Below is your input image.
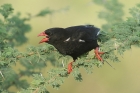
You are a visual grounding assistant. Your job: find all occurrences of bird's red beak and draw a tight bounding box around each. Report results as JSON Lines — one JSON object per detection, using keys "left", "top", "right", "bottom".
{"left": 38, "top": 32, "right": 47, "bottom": 37}
{"left": 39, "top": 37, "right": 49, "bottom": 44}
{"left": 38, "top": 32, "right": 49, "bottom": 44}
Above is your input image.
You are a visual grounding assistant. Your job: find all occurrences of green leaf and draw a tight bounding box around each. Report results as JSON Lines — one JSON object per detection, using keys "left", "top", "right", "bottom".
{"left": 0, "top": 4, "right": 14, "bottom": 19}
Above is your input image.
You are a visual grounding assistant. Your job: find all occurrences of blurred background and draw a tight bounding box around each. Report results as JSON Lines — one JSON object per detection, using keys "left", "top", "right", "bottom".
{"left": 0, "top": 0, "right": 140, "bottom": 93}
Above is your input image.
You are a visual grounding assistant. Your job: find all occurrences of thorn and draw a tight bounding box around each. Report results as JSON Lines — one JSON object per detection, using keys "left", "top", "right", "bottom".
{"left": 62, "top": 60, "right": 65, "bottom": 67}
{"left": 114, "top": 42, "right": 119, "bottom": 50}
{"left": 40, "top": 73, "right": 43, "bottom": 77}
{"left": 29, "top": 60, "right": 33, "bottom": 65}
{"left": 0, "top": 71, "right": 5, "bottom": 79}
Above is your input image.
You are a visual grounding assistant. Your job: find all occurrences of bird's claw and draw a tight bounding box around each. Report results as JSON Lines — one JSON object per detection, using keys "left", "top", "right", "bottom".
{"left": 95, "top": 52, "right": 103, "bottom": 61}
{"left": 68, "top": 62, "right": 73, "bottom": 74}
{"left": 94, "top": 47, "right": 104, "bottom": 62}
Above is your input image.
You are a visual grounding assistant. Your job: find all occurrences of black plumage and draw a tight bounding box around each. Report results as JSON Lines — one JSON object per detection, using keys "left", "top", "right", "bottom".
{"left": 38, "top": 25, "right": 103, "bottom": 73}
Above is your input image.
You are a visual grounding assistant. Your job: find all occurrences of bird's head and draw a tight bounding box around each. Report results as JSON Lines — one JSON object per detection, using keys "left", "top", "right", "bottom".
{"left": 38, "top": 28, "right": 66, "bottom": 44}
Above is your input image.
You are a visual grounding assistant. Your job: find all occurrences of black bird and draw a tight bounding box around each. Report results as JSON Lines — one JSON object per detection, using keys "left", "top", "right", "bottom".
{"left": 38, "top": 25, "right": 104, "bottom": 74}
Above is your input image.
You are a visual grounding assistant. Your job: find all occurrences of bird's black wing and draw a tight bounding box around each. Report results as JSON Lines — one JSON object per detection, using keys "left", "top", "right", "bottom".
{"left": 60, "top": 25, "right": 100, "bottom": 60}
{"left": 65, "top": 25, "right": 100, "bottom": 42}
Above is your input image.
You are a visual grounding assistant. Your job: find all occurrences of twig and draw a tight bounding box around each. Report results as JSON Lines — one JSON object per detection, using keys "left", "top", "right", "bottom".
{"left": 33, "top": 88, "right": 39, "bottom": 93}
{"left": 104, "top": 60, "right": 115, "bottom": 70}
{"left": 62, "top": 60, "right": 65, "bottom": 67}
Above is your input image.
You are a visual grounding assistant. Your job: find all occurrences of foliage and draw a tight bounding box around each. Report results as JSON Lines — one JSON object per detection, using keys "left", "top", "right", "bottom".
{"left": 0, "top": 4, "right": 30, "bottom": 48}
{"left": 93, "top": 0, "right": 124, "bottom": 31}
{"left": 0, "top": 4, "right": 58, "bottom": 93}
{"left": 0, "top": 2, "right": 140, "bottom": 93}
{"left": 93, "top": 0, "right": 124, "bottom": 43}
{"left": 0, "top": 4, "right": 54, "bottom": 48}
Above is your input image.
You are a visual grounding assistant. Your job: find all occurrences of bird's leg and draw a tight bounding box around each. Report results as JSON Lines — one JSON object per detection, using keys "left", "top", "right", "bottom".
{"left": 67, "top": 61, "right": 74, "bottom": 74}
{"left": 94, "top": 47, "right": 104, "bottom": 61}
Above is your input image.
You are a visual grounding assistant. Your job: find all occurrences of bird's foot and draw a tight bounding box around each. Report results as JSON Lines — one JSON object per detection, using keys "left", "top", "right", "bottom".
{"left": 68, "top": 62, "right": 73, "bottom": 74}
{"left": 94, "top": 47, "right": 104, "bottom": 62}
